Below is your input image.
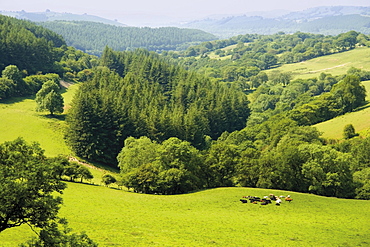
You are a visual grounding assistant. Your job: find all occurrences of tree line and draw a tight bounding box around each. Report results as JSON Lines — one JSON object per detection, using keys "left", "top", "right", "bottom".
{"left": 64, "top": 46, "right": 369, "bottom": 199}
{"left": 116, "top": 114, "right": 370, "bottom": 199}
{"left": 40, "top": 21, "right": 217, "bottom": 56}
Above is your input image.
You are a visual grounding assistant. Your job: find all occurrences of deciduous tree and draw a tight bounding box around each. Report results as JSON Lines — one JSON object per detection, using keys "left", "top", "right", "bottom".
{"left": 35, "top": 80, "right": 64, "bottom": 115}
{"left": 0, "top": 138, "right": 66, "bottom": 232}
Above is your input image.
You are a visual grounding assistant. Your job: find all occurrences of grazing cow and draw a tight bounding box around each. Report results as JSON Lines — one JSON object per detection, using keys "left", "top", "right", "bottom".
{"left": 275, "top": 198, "right": 282, "bottom": 206}
{"left": 248, "top": 196, "right": 261, "bottom": 203}
{"left": 240, "top": 199, "right": 248, "bottom": 203}
{"left": 285, "top": 197, "right": 293, "bottom": 202}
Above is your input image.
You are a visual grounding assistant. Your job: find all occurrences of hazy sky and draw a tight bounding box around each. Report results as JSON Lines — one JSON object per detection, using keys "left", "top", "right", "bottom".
{"left": 2, "top": 0, "right": 370, "bottom": 25}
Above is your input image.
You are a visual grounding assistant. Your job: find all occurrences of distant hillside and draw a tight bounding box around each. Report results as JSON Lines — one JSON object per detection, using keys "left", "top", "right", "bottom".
{"left": 0, "top": 10, "right": 126, "bottom": 26}
{"left": 182, "top": 6, "right": 370, "bottom": 37}
{"left": 0, "top": 14, "right": 65, "bottom": 73}
{"left": 282, "top": 6, "right": 370, "bottom": 20}
{"left": 39, "top": 21, "right": 218, "bottom": 55}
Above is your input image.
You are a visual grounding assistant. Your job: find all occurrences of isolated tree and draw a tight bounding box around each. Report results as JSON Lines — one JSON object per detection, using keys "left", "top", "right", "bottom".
{"left": 343, "top": 124, "right": 357, "bottom": 139}
{"left": 0, "top": 138, "right": 66, "bottom": 232}
{"left": 35, "top": 80, "right": 64, "bottom": 115}
{"left": 78, "top": 165, "right": 94, "bottom": 183}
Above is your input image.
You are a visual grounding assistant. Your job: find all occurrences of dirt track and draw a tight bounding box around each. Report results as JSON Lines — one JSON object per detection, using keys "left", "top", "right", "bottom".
{"left": 59, "top": 80, "right": 73, "bottom": 88}
{"left": 307, "top": 62, "right": 351, "bottom": 74}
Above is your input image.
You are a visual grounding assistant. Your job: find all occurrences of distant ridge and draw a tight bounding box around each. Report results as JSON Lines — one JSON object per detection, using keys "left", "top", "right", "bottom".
{"left": 0, "top": 10, "right": 127, "bottom": 26}
{"left": 181, "top": 6, "right": 370, "bottom": 37}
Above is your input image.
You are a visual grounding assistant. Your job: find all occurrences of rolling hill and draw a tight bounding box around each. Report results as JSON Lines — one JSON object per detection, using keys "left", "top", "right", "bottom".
{"left": 39, "top": 21, "right": 218, "bottom": 55}
{"left": 182, "top": 6, "right": 370, "bottom": 37}
{"left": 265, "top": 47, "right": 370, "bottom": 139}
{"left": 1, "top": 185, "right": 369, "bottom": 246}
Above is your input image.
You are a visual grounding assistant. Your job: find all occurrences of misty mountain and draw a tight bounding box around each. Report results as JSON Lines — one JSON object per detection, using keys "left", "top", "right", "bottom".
{"left": 181, "top": 6, "right": 370, "bottom": 37}
{"left": 0, "top": 10, "right": 127, "bottom": 26}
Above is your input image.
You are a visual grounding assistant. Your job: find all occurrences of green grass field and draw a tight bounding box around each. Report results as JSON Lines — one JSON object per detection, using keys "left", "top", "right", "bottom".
{"left": 1, "top": 184, "right": 369, "bottom": 246}
{"left": 269, "top": 47, "right": 370, "bottom": 79}
{"left": 0, "top": 83, "right": 79, "bottom": 157}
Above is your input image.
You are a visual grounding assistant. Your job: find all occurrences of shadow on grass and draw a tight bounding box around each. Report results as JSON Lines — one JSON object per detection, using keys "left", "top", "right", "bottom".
{"left": 354, "top": 102, "right": 370, "bottom": 112}
{"left": 0, "top": 95, "right": 35, "bottom": 104}
{"left": 40, "top": 114, "right": 67, "bottom": 121}
{"left": 72, "top": 155, "right": 120, "bottom": 173}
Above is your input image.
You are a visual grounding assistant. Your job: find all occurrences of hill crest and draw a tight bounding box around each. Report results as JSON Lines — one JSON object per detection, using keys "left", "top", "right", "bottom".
{"left": 0, "top": 10, "right": 127, "bottom": 26}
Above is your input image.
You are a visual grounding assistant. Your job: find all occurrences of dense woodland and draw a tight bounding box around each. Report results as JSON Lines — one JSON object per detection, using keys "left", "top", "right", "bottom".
{"left": 0, "top": 15, "right": 65, "bottom": 74}
{"left": 66, "top": 47, "right": 250, "bottom": 164}
{"left": 1, "top": 14, "right": 370, "bottom": 201}
{"left": 40, "top": 21, "right": 217, "bottom": 55}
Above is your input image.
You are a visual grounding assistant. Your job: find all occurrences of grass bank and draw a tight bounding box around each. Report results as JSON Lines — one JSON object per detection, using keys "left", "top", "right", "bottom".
{"left": 1, "top": 184, "right": 369, "bottom": 246}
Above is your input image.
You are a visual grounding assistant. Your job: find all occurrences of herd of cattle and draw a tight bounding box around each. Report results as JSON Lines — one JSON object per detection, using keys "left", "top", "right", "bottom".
{"left": 240, "top": 194, "right": 293, "bottom": 206}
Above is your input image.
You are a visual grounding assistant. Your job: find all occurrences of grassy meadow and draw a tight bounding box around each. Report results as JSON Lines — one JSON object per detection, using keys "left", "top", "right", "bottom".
{"left": 269, "top": 46, "right": 370, "bottom": 79}
{"left": 1, "top": 184, "right": 369, "bottom": 246}
{"left": 0, "top": 83, "right": 79, "bottom": 157}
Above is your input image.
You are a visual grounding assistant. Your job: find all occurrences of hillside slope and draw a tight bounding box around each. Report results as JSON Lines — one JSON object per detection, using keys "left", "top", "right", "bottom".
{"left": 268, "top": 46, "right": 370, "bottom": 79}
{"left": 1, "top": 185, "right": 369, "bottom": 246}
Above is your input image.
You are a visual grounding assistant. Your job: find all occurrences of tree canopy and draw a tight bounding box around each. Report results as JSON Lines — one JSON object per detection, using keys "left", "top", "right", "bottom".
{"left": 0, "top": 138, "right": 66, "bottom": 232}
{"left": 0, "top": 15, "right": 65, "bottom": 74}
{"left": 35, "top": 80, "right": 64, "bottom": 115}
{"left": 40, "top": 21, "right": 217, "bottom": 55}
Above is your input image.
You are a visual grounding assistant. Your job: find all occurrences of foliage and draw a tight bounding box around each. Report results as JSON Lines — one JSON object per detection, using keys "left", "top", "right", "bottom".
{"left": 0, "top": 64, "right": 63, "bottom": 100}
{"left": 60, "top": 160, "right": 94, "bottom": 183}
{"left": 35, "top": 80, "right": 64, "bottom": 115}
{"left": 101, "top": 174, "right": 116, "bottom": 187}
{"left": 166, "top": 31, "right": 370, "bottom": 87}
{"left": 353, "top": 168, "right": 370, "bottom": 199}
{"left": 119, "top": 137, "right": 205, "bottom": 194}
{"left": 0, "top": 138, "right": 66, "bottom": 232}
{"left": 343, "top": 124, "right": 357, "bottom": 139}
{"left": 20, "top": 218, "right": 98, "bottom": 247}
